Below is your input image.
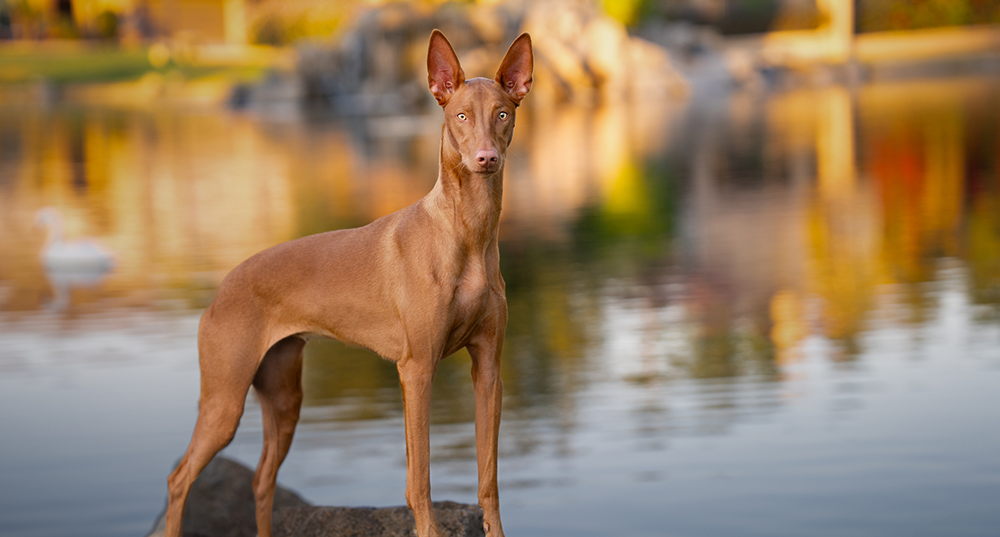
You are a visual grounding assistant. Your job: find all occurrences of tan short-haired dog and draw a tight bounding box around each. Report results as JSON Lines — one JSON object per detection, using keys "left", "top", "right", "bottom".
{"left": 164, "top": 30, "right": 532, "bottom": 537}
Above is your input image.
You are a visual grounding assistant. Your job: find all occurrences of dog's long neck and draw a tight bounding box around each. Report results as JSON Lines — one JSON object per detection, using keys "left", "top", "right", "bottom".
{"left": 427, "top": 125, "right": 504, "bottom": 251}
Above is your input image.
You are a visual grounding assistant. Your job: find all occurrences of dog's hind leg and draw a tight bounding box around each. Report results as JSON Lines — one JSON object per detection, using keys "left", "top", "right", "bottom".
{"left": 251, "top": 336, "right": 306, "bottom": 537}
{"left": 164, "top": 314, "right": 267, "bottom": 537}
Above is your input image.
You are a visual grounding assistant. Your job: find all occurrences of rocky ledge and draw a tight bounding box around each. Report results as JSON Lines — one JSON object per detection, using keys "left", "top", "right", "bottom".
{"left": 146, "top": 456, "right": 484, "bottom": 537}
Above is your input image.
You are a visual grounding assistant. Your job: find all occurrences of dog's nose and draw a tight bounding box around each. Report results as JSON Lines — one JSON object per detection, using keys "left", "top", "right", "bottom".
{"left": 475, "top": 150, "right": 498, "bottom": 169}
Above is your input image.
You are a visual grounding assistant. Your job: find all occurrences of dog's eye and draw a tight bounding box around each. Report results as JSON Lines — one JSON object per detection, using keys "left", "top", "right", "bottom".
{"left": 499, "top": 112, "right": 508, "bottom": 120}
{"left": 457, "top": 113, "right": 467, "bottom": 121}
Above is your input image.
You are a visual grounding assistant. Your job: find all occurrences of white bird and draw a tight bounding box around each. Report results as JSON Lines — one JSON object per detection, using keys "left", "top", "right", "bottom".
{"left": 35, "top": 207, "right": 116, "bottom": 312}
{"left": 35, "top": 207, "right": 116, "bottom": 273}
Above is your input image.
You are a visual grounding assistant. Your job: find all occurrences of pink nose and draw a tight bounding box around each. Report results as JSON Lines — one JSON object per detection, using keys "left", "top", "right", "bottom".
{"left": 475, "top": 149, "right": 498, "bottom": 169}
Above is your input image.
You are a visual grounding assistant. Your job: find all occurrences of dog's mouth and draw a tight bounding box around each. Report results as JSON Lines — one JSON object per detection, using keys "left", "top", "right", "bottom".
{"left": 469, "top": 159, "right": 503, "bottom": 175}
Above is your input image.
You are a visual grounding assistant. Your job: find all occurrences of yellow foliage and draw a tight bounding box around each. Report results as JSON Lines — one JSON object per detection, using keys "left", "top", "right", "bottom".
{"left": 601, "top": 0, "right": 642, "bottom": 24}
{"left": 599, "top": 0, "right": 643, "bottom": 25}
{"left": 603, "top": 160, "right": 649, "bottom": 220}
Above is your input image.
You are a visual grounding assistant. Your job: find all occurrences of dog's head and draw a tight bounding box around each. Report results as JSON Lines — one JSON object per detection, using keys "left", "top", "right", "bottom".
{"left": 427, "top": 30, "right": 532, "bottom": 175}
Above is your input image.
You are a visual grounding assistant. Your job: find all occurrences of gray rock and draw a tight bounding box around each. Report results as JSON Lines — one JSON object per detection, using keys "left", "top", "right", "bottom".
{"left": 146, "top": 456, "right": 309, "bottom": 537}
{"left": 147, "top": 456, "right": 484, "bottom": 537}
{"left": 274, "top": 502, "right": 485, "bottom": 537}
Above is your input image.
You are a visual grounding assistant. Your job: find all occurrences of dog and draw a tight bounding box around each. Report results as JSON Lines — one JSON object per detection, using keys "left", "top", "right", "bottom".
{"left": 164, "top": 29, "right": 532, "bottom": 537}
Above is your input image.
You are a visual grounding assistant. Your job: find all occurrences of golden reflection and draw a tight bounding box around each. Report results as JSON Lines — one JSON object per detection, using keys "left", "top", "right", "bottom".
{"left": 806, "top": 86, "right": 880, "bottom": 348}
{"left": 800, "top": 78, "right": 998, "bottom": 351}
{"left": 860, "top": 81, "right": 977, "bottom": 284}
{"left": 815, "top": 87, "right": 856, "bottom": 201}
{"left": 514, "top": 103, "right": 593, "bottom": 239}
{"left": 603, "top": 161, "right": 649, "bottom": 224}
{"left": 0, "top": 108, "right": 298, "bottom": 311}
{"left": 2, "top": 78, "right": 1000, "bottom": 382}
{"left": 968, "top": 191, "right": 1000, "bottom": 312}
{"left": 0, "top": 97, "right": 681, "bottom": 313}
{"left": 700, "top": 78, "right": 1000, "bottom": 361}
{"left": 769, "top": 289, "right": 806, "bottom": 365}
{"left": 805, "top": 186, "right": 881, "bottom": 346}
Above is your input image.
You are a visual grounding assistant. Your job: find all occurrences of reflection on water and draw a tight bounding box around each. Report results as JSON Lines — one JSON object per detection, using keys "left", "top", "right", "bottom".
{"left": 1, "top": 77, "right": 1000, "bottom": 537}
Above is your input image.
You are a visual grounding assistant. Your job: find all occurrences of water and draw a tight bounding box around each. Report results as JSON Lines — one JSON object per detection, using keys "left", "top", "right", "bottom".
{"left": 1, "top": 77, "right": 1000, "bottom": 537}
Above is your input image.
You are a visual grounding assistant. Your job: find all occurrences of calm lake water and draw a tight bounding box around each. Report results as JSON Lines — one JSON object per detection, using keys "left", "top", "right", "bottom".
{"left": 1, "top": 76, "right": 1000, "bottom": 537}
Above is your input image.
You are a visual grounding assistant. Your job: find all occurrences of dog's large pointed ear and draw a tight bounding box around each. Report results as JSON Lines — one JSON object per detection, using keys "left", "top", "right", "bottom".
{"left": 427, "top": 30, "right": 465, "bottom": 106}
{"left": 495, "top": 33, "right": 533, "bottom": 105}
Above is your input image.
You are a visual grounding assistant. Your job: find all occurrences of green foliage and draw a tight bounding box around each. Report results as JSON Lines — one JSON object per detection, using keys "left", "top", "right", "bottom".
{"left": 0, "top": 45, "right": 270, "bottom": 86}
{"left": 572, "top": 160, "right": 677, "bottom": 264}
{"left": 95, "top": 10, "right": 118, "bottom": 41}
{"left": 0, "top": 46, "right": 151, "bottom": 84}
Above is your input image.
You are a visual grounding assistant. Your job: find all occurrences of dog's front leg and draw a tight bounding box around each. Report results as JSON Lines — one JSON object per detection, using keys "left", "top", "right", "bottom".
{"left": 468, "top": 305, "right": 508, "bottom": 537}
{"left": 398, "top": 354, "right": 444, "bottom": 537}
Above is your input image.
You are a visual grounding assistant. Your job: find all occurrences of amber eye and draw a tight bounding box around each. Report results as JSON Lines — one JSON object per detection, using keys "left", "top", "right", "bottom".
{"left": 499, "top": 112, "right": 508, "bottom": 120}
{"left": 457, "top": 113, "right": 467, "bottom": 120}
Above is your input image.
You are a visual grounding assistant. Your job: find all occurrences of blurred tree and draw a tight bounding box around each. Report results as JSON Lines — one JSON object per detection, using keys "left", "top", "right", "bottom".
{"left": 248, "top": 0, "right": 354, "bottom": 45}
{"left": 858, "top": 0, "right": 1000, "bottom": 32}
{"left": 0, "top": 1, "right": 12, "bottom": 39}
{"left": 95, "top": 9, "right": 116, "bottom": 39}
{"left": 50, "top": 0, "right": 78, "bottom": 38}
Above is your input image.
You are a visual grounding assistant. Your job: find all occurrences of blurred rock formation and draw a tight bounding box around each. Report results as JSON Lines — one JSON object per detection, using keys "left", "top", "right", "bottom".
{"left": 296, "top": 0, "right": 688, "bottom": 114}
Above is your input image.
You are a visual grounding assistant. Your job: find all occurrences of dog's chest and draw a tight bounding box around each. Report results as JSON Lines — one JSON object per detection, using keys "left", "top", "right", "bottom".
{"left": 450, "top": 257, "right": 491, "bottom": 318}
